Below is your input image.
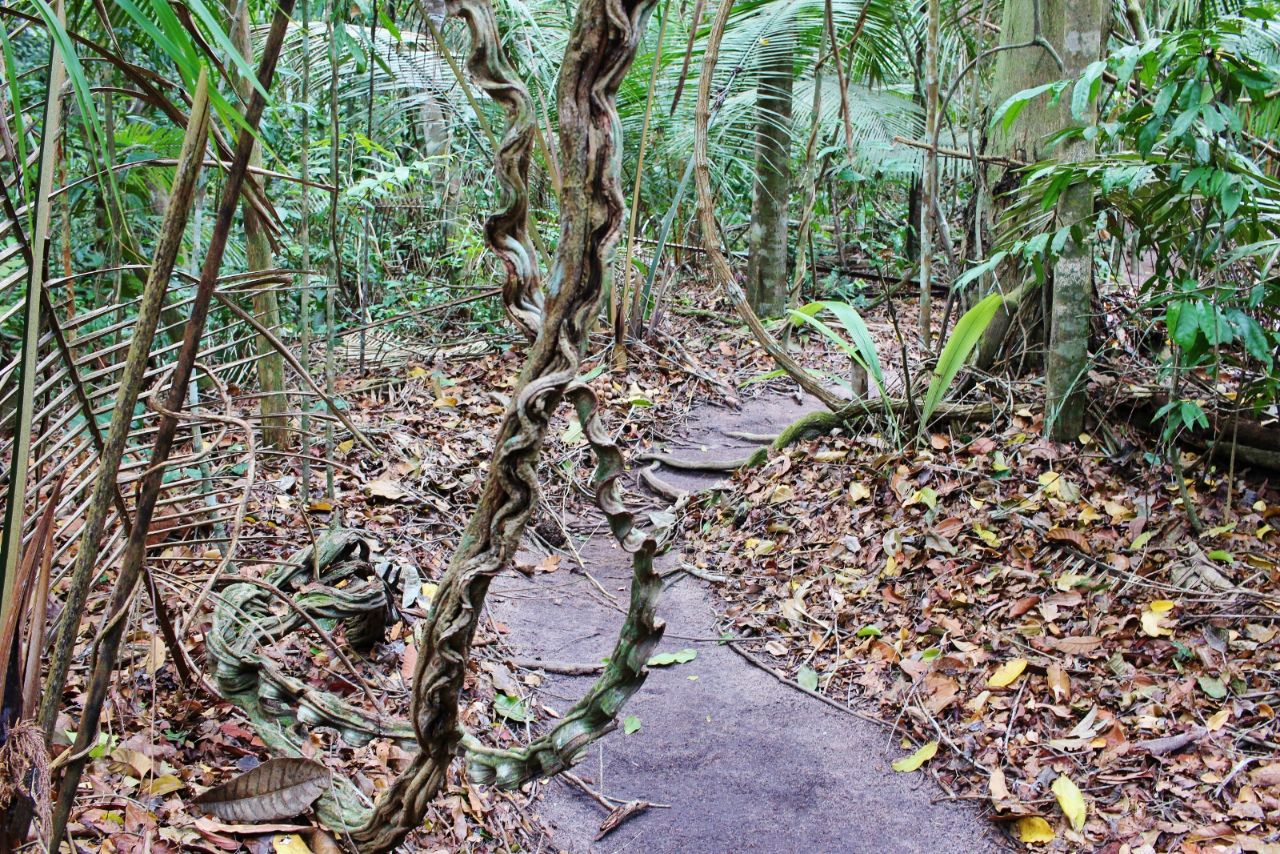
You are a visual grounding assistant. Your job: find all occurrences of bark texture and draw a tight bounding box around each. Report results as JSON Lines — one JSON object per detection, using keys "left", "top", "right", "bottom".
{"left": 978, "top": 0, "right": 1106, "bottom": 374}
{"left": 745, "top": 29, "right": 793, "bottom": 318}
{"left": 235, "top": 1, "right": 289, "bottom": 449}
{"left": 1044, "top": 0, "right": 1105, "bottom": 439}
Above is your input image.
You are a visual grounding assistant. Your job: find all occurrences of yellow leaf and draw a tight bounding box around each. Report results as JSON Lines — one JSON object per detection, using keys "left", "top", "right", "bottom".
{"left": 848, "top": 483, "right": 871, "bottom": 503}
{"left": 1104, "top": 500, "right": 1135, "bottom": 520}
{"left": 1078, "top": 505, "right": 1103, "bottom": 524}
{"left": 1206, "top": 708, "right": 1230, "bottom": 731}
{"left": 1141, "top": 600, "right": 1176, "bottom": 637}
{"left": 273, "top": 835, "right": 313, "bottom": 854}
{"left": 987, "top": 658, "right": 1028, "bottom": 688}
{"left": 144, "top": 774, "right": 185, "bottom": 796}
{"left": 812, "top": 449, "right": 847, "bottom": 462}
{"left": 1038, "top": 471, "right": 1063, "bottom": 496}
{"left": 973, "top": 523, "right": 1000, "bottom": 546}
{"left": 905, "top": 487, "right": 938, "bottom": 509}
{"left": 769, "top": 484, "right": 795, "bottom": 504}
{"left": 336, "top": 439, "right": 354, "bottom": 454}
{"left": 1015, "top": 816, "right": 1056, "bottom": 844}
{"left": 891, "top": 740, "right": 938, "bottom": 772}
{"left": 1052, "top": 774, "right": 1087, "bottom": 831}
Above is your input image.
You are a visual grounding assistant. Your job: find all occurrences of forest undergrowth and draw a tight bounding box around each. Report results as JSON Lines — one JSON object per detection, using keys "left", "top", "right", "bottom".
{"left": 51, "top": 280, "right": 1280, "bottom": 853}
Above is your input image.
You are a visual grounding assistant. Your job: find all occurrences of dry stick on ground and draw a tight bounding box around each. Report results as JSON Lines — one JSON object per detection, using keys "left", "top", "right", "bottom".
{"left": 48, "top": 10, "right": 294, "bottom": 839}
{"left": 37, "top": 70, "right": 213, "bottom": 738}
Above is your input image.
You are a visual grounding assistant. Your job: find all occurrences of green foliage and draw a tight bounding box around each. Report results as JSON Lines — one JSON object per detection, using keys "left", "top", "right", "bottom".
{"left": 986, "top": 4, "right": 1280, "bottom": 436}
{"left": 920, "top": 293, "right": 1002, "bottom": 431}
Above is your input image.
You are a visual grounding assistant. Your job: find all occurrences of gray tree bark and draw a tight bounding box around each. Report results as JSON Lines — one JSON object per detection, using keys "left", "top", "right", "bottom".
{"left": 746, "top": 30, "right": 794, "bottom": 318}
{"left": 234, "top": 0, "right": 289, "bottom": 449}
{"left": 977, "top": 0, "right": 1106, "bottom": 387}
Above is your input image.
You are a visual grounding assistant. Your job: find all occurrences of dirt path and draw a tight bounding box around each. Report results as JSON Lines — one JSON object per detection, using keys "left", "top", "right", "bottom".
{"left": 489, "top": 393, "right": 1006, "bottom": 854}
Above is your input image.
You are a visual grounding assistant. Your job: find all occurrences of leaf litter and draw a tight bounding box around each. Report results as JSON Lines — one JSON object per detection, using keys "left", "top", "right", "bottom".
{"left": 51, "top": 294, "right": 1280, "bottom": 852}
{"left": 682, "top": 391, "right": 1280, "bottom": 851}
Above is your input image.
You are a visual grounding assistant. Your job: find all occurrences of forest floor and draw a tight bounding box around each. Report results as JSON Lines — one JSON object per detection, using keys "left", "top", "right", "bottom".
{"left": 57, "top": 289, "right": 1280, "bottom": 854}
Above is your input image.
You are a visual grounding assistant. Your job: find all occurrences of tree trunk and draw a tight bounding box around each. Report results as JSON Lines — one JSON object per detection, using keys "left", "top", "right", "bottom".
{"left": 1044, "top": 4, "right": 1105, "bottom": 440}
{"left": 745, "top": 29, "right": 793, "bottom": 318}
{"left": 978, "top": 0, "right": 1106, "bottom": 375}
{"left": 919, "top": 0, "right": 940, "bottom": 346}
{"left": 235, "top": 0, "right": 289, "bottom": 450}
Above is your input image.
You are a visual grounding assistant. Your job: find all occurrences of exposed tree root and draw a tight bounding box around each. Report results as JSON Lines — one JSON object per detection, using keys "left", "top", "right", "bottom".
{"left": 772, "top": 400, "right": 996, "bottom": 450}
{"left": 636, "top": 449, "right": 767, "bottom": 471}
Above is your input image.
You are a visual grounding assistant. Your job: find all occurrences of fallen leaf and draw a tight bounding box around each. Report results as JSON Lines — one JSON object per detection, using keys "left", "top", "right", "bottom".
{"left": 192, "top": 758, "right": 331, "bottom": 822}
{"left": 769, "top": 484, "right": 795, "bottom": 504}
{"left": 623, "top": 715, "right": 642, "bottom": 735}
{"left": 1141, "top": 600, "right": 1176, "bottom": 637}
{"left": 1052, "top": 774, "right": 1087, "bottom": 831}
{"left": 1045, "top": 527, "right": 1091, "bottom": 553}
{"left": 647, "top": 648, "right": 697, "bottom": 667}
{"left": 1015, "top": 816, "right": 1056, "bottom": 843}
{"left": 365, "top": 479, "right": 408, "bottom": 501}
{"left": 1047, "top": 665, "right": 1070, "bottom": 702}
{"left": 145, "top": 774, "right": 185, "bottom": 796}
{"left": 273, "top": 835, "right": 313, "bottom": 854}
{"left": 987, "top": 658, "right": 1028, "bottom": 688}
{"left": 796, "top": 667, "right": 819, "bottom": 691}
{"left": 1045, "top": 635, "right": 1103, "bottom": 656}
{"left": 988, "top": 767, "right": 1009, "bottom": 802}
{"left": 891, "top": 740, "right": 938, "bottom": 772}
{"left": 1206, "top": 708, "right": 1230, "bottom": 731}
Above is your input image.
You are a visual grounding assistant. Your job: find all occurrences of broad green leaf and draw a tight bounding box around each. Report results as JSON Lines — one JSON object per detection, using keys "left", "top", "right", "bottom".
{"left": 796, "top": 667, "right": 819, "bottom": 691}
{"left": 647, "top": 648, "right": 697, "bottom": 667}
{"left": 818, "top": 301, "right": 884, "bottom": 384}
{"left": 623, "top": 715, "right": 642, "bottom": 735}
{"left": 920, "top": 293, "right": 1003, "bottom": 432}
{"left": 494, "top": 694, "right": 533, "bottom": 722}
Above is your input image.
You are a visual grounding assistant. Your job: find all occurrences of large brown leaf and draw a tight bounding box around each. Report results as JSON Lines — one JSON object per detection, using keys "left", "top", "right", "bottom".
{"left": 192, "top": 758, "right": 331, "bottom": 822}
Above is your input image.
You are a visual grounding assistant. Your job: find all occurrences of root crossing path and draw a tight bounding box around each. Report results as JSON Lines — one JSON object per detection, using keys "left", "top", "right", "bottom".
{"left": 489, "top": 393, "right": 1005, "bottom": 854}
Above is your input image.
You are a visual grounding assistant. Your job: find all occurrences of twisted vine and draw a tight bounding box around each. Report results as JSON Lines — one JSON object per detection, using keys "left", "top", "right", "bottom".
{"left": 446, "top": 0, "right": 543, "bottom": 338}
{"left": 349, "top": 0, "right": 659, "bottom": 846}
{"left": 206, "top": 419, "right": 671, "bottom": 829}
{"left": 202, "top": 1, "right": 663, "bottom": 848}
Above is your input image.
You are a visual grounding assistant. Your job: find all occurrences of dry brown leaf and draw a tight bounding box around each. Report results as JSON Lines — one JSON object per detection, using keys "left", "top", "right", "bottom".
{"left": 192, "top": 758, "right": 331, "bottom": 823}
